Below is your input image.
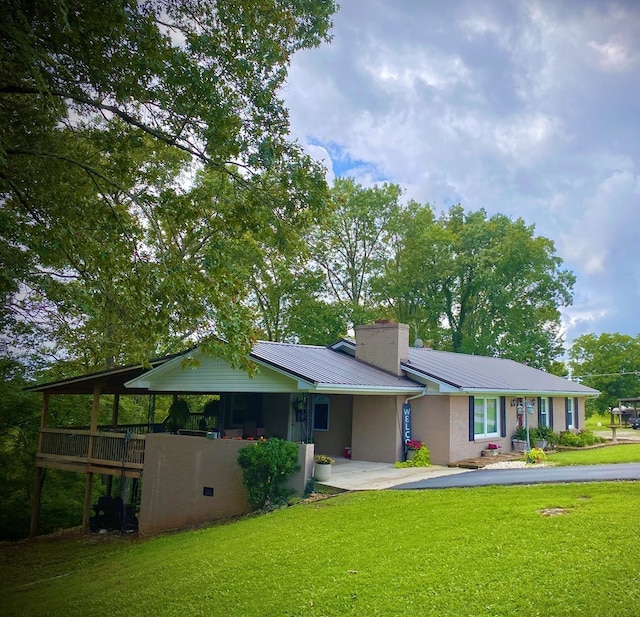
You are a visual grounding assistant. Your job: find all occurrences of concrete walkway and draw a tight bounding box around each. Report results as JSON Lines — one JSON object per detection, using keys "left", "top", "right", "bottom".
{"left": 318, "top": 457, "right": 471, "bottom": 491}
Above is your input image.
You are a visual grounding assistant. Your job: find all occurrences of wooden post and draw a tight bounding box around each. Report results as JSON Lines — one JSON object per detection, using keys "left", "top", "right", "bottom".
{"left": 29, "top": 392, "right": 51, "bottom": 538}
{"left": 29, "top": 467, "right": 45, "bottom": 538}
{"left": 111, "top": 393, "right": 120, "bottom": 428}
{"left": 83, "top": 384, "right": 101, "bottom": 533}
{"left": 82, "top": 472, "right": 94, "bottom": 533}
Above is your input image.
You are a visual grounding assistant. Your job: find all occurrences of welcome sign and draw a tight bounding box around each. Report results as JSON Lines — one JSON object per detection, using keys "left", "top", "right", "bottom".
{"left": 402, "top": 402, "right": 412, "bottom": 444}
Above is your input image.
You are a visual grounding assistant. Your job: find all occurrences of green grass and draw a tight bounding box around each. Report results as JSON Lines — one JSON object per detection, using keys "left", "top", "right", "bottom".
{"left": 547, "top": 443, "right": 640, "bottom": 466}
{"left": 2, "top": 484, "right": 640, "bottom": 616}
{"left": 584, "top": 412, "right": 610, "bottom": 431}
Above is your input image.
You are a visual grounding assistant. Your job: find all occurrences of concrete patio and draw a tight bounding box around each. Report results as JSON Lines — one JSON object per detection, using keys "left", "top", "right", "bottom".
{"left": 316, "top": 457, "right": 471, "bottom": 491}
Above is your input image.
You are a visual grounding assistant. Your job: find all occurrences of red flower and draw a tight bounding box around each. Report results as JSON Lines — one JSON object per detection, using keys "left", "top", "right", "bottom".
{"left": 487, "top": 443, "right": 500, "bottom": 449}
{"left": 406, "top": 439, "right": 423, "bottom": 451}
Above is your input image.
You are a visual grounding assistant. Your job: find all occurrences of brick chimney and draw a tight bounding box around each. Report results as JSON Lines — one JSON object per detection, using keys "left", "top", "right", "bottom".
{"left": 355, "top": 320, "right": 409, "bottom": 376}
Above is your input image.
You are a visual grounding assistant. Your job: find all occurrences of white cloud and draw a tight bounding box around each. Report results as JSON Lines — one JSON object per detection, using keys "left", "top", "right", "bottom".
{"left": 285, "top": 0, "right": 640, "bottom": 344}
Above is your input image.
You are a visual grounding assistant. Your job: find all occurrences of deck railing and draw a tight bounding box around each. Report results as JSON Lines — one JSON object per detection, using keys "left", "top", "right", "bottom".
{"left": 38, "top": 428, "right": 146, "bottom": 469}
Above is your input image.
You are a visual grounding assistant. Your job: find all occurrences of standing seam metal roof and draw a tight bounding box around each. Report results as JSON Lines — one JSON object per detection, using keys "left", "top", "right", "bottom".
{"left": 404, "top": 348, "right": 598, "bottom": 394}
{"left": 251, "top": 341, "right": 422, "bottom": 389}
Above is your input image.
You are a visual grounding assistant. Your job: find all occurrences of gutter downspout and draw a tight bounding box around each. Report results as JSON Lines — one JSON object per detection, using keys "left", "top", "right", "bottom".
{"left": 400, "top": 389, "right": 428, "bottom": 460}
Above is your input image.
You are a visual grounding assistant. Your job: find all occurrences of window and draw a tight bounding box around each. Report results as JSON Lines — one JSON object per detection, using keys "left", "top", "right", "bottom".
{"left": 539, "top": 397, "right": 549, "bottom": 427}
{"left": 566, "top": 398, "right": 574, "bottom": 429}
{"left": 474, "top": 397, "right": 499, "bottom": 438}
{"left": 312, "top": 395, "right": 330, "bottom": 431}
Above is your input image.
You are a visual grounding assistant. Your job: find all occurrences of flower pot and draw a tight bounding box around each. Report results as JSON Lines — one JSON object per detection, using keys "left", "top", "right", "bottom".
{"left": 533, "top": 439, "right": 548, "bottom": 450}
{"left": 314, "top": 462, "right": 332, "bottom": 482}
{"left": 512, "top": 439, "right": 528, "bottom": 452}
{"left": 481, "top": 448, "right": 501, "bottom": 457}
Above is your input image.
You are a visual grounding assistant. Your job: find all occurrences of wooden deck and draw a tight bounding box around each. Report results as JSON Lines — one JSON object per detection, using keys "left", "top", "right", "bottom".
{"left": 37, "top": 428, "right": 146, "bottom": 478}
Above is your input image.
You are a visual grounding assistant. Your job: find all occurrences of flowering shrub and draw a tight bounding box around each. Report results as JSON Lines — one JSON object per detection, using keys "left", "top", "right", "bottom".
{"left": 315, "top": 454, "right": 334, "bottom": 464}
{"left": 406, "top": 439, "right": 423, "bottom": 451}
{"left": 396, "top": 445, "right": 430, "bottom": 468}
{"left": 487, "top": 443, "right": 500, "bottom": 450}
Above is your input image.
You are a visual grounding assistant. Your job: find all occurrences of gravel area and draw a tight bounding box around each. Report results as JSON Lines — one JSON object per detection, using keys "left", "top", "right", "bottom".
{"left": 482, "top": 460, "right": 548, "bottom": 469}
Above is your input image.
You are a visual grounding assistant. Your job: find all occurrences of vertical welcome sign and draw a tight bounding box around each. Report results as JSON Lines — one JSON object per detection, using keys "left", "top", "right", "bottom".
{"left": 402, "top": 402, "right": 412, "bottom": 445}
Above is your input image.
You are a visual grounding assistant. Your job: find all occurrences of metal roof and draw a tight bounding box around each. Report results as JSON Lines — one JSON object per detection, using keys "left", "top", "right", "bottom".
{"left": 403, "top": 348, "right": 598, "bottom": 395}
{"left": 251, "top": 341, "right": 423, "bottom": 393}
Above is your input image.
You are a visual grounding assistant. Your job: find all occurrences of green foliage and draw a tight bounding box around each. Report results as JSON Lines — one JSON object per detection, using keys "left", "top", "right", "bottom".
{"left": 164, "top": 398, "right": 190, "bottom": 433}
{"left": 568, "top": 332, "right": 640, "bottom": 416}
{"left": 237, "top": 438, "right": 301, "bottom": 510}
{"left": 524, "top": 447, "right": 546, "bottom": 464}
{"left": 1, "top": 0, "right": 337, "bottom": 369}
{"left": 531, "top": 425, "right": 558, "bottom": 445}
{"left": 512, "top": 425, "right": 528, "bottom": 440}
{"left": 547, "top": 443, "right": 640, "bottom": 465}
{"left": 558, "top": 430, "right": 605, "bottom": 447}
{"left": 4, "top": 484, "right": 640, "bottom": 616}
{"left": 377, "top": 203, "right": 574, "bottom": 369}
{"left": 395, "top": 445, "right": 430, "bottom": 468}
{"left": 314, "top": 454, "right": 334, "bottom": 464}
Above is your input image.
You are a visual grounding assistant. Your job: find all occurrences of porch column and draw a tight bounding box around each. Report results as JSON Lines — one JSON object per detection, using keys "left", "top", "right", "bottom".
{"left": 29, "top": 392, "right": 50, "bottom": 538}
{"left": 111, "top": 393, "right": 120, "bottom": 428}
{"left": 83, "top": 384, "right": 101, "bottom": 532}
{"left": 82, "top": 472, "right": 94, "bottom": 533}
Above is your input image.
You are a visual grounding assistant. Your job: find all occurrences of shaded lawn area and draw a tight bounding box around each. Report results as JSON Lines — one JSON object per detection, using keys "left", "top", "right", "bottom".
{"left": 2, "top": 483, "right": 640, "bottom": 616}
{"left": 547, "top": 443, "right": 640, "bottom": 466}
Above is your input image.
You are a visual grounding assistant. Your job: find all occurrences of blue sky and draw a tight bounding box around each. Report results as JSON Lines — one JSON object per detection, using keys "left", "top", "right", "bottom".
{"left": 284, "top": 0, "right": 640, "bottom": 348}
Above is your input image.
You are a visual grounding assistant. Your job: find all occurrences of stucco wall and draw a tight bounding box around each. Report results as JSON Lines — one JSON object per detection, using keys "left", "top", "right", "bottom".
{"left": 139, "top": 435, "right": 313, "bottom": 536}
{"left": 313, "top": 394, "right": 353, "bottom": 458}
{"left": 410, "top": 395, "right": 451, "bottom": 465}
{"left": 351, "top": 395, "right": 403, "bottom": 463}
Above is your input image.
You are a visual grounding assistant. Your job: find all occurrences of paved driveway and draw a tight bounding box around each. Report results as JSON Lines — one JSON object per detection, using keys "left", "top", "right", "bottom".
{"left": 393, "top": 463, "right": 640, "bottom": 490}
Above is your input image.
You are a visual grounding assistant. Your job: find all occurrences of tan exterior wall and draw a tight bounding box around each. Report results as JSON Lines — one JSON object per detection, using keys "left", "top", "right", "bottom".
{"left": 313, "top": 394, "right": 353, "bottom": 458}
{"left": 355, "top": 322, "right": 409, "bottom": 376}
{"left": 351, "top": 395, "right": 403, "bottom": 463}
{"left": 139, "top": 434, "right": 313, "bottom": 536}
{"left": 410, "top": 395, "right": 451, "bottom": 465}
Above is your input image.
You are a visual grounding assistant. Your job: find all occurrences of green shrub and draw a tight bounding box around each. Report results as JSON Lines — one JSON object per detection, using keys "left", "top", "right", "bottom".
{"left": 525, "top": 447, "right": 546, "bottom": 464}
{"left": 237, "top": 438, "right": 301, "bottom": 511}
{"left": 512, "top": 425, "right": 528, "bottom": 440}
{"left": 531, "top": 425, "right": 558, "bottom": 445}
{"left": 395, "top": 445, "right": 430, "bottom": 468}
{"left": 558, "top": 429, "right": 605, "bottom": 447}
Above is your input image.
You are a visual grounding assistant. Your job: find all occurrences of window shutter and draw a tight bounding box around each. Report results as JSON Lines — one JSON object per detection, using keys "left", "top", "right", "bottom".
{"left": 537, "top": 397, "right": 542, "bottom": 425}
{"left": 549, "top": 398, "right": 554, "bottom": 430}
{"left": 469, "top": 396, "right": 475, "bottom": 442}
{"left": 574, "top": 398, "right": 579, "bottom": 429}
{"left": 565, "top": 397, "right": 570, "bottom": 429}
{"left": 500, "top": 397, "right": 506, "bottom": 437}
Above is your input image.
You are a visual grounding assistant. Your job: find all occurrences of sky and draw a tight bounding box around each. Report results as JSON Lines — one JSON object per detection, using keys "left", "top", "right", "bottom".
{"left": 283, "top": 0, "right": 640, "bottom": 349}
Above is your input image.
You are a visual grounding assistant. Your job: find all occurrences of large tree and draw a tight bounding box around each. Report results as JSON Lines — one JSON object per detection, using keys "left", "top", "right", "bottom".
{"left": 377, "top": 204, "right": 575, "bottom": 369}
{"left": 569, "top": 332, "right": 640, "bottom": 415}
{"left": 1, "top": 0, "right": 336, "bottom": 371}
{"left": 309, "top": 177, "right": 402, "bottom": 330}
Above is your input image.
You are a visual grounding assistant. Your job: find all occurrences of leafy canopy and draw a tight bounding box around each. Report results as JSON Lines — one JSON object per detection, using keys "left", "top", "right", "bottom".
{"left": 1, "top": 0, "right": 337, "bottom": 371}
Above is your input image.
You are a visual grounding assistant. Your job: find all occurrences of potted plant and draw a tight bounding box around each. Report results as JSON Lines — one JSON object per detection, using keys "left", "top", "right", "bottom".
{"left": 314, "top": 454, "right": 334, "bottom": 482}
{"left": 531, "top": 425, "right": 557, "bottom": 450}
{"left": 405, "top": 439, "right": 422, "bottom": 460}
{"left": 512, "top": 426, "right": 528, "bottom": 452}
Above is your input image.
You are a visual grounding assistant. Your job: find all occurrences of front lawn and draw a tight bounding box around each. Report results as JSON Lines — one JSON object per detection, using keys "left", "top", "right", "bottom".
{"left": 546, "top": 443, "right": 640, "bottom": 466}
{"left": 2, "top": 483, "right": 640, "bottom": 616}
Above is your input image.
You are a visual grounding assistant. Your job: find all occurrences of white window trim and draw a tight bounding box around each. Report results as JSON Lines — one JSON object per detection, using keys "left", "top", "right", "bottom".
{"left": 539, "top": 397, "right": 549, "bottom": 428}
{"left": 474, "top": 396, "right": 500, "bottom": 439}
{"left": 567, "top": 398, "right": 574, "bottom": 429}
